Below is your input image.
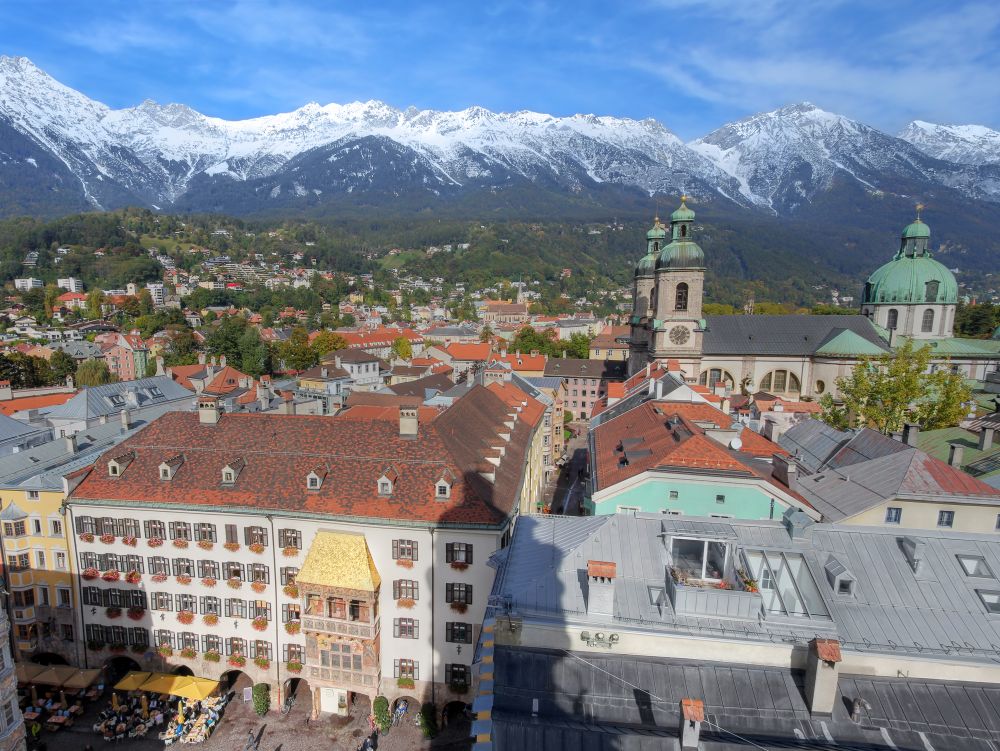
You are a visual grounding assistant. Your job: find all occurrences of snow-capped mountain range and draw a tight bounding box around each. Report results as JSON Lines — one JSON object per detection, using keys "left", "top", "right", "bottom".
{"left": 1, "top": 55, "right": 999, "bottom": 218}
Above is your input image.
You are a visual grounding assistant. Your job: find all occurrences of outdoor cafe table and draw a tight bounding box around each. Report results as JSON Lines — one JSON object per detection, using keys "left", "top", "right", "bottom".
{"left": 44, "top": 715, "right": 68, "bottom": 730}
{"left": 22, "top": 712, "right": 39, "bottom": 721}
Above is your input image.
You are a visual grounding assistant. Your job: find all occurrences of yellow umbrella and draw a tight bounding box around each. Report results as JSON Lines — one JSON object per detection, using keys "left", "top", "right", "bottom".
{"left": 138, "top": 673, "right": 186, "bottom": 695}
{"left": 32, "top": 665, "right": 77, "bottom": 687}
{"left": 114, "top": 672, "right": 153, "bottom": 691}
{"left": 171, "top": 678, "right": 219, "bottom": 701}
{"left": 141, "top": 694, "right": 149, "bottom": 718}
{"left": 62, "top": 669, "right": 101, "bottom": 690}
{"left": 15, "top": 663, "right": 44, "bottom": 684}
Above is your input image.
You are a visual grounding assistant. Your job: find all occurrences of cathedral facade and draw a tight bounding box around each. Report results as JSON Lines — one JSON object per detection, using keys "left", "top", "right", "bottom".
{"left": 628, "top": 201, "right": 1000, "bottom": 399}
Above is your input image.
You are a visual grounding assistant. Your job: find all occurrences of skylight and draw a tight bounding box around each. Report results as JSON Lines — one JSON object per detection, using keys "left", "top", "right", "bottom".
{"left": 741, "top": 549, "right": 830, "bottom": 619}
{"left": 958, "top": 554, "right": 994, "bottom": 578}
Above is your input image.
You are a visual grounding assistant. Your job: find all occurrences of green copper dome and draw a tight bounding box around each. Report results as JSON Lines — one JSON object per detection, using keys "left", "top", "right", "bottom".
{"left": 671, "top": 198, "right": 695, "bottom": 223}
{"left": 646, "top": 216, "right": 667, "bottom": 240}
{"left": 656, "top": 240, "right": 705, "bottom": 269}
{"left": 635, "top": 251, "right": 658, "bottom": 276}
{"left": 862, "top": 214, "right": 957, "bottom": 305}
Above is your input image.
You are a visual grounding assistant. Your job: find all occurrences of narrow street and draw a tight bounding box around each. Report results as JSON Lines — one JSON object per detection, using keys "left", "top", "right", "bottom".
{"left": 544, "top": 422, "right": 589, "bottom": 515}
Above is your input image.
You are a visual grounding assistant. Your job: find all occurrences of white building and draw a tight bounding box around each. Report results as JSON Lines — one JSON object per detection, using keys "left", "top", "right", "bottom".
{"left": 145, "top": 283, "right": 166, "bottom": 308}
{"left": 13, "top": 278, "right": 43, "bottom": 292}
{"left": 57, "top": 277, "right": 84, "bottom": 293}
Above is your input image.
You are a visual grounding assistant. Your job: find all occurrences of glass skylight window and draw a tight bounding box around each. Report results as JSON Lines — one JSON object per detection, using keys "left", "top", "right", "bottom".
{"left": 741, "top": 549, "right": 830, "bottom": 619}
{"left": 670, "top": 537, "right": 727, "bottom": 581}
{"left": 977, "top": 590, "right": 1000, "bottom": 614}
{"left": 958, "top": 555, "right": 994, "bottom": 578}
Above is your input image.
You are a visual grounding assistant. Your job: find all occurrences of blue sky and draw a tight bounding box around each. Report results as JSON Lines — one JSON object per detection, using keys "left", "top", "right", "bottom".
{"left": 0, "top": 0, "right": 997, "bottom": 139}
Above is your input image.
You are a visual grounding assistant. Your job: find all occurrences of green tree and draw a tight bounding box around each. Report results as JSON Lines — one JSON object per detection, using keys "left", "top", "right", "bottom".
{"left": 280, "top": 327, "right": 317, "bottom": 371}
{"left": 76, "top": 358, "right": 118, "bottom": 387}
{"left": 0, "top": 354, "right": 54, "bottom": 388}
{"left": 479, "top": 325, "right": 493, "bottom": 343}
{"left": 310, "top": 331, "right": 347, "bottom": 358}
{"left": 239, "top": 329, "right": 270, "bottom": 377}
{"left": 391, "top": 336, "right": 413, "bottom": 360}
{"left": 49, "top": 350, "right": 77, "bottom": 382}
{"left": 561, "top": 332, "right": 592, "bottom": 359}
{"left": 512, "top": 326, "right": 559, "bottom": 357}
{"left": 819, "top": 341, "right": 970, "bottom": 434}
{"left": 86, "top": 290, "right": 106, "bottom": 319}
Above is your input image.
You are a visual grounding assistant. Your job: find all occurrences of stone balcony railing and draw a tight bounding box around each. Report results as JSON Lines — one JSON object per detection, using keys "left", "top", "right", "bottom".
{"left": 302, "top": 616, "right": 378, "bottom": 640}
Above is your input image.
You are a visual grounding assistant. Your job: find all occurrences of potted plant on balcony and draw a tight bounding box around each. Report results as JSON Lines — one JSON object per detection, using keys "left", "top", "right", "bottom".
{"left": 203, "top": 613, "right": 219, "bottom": 626}
{"left": 176, "top": 575, "right": 192, "bottom": 585}
{"left": 82, "top": 567, "right": 99, "bottom": 580}
{"left": 249, "top": 542, "right": 265, "bottom": 554}
{"left": 180, "top": 647, "right": 197, "bottom": 659}
{"left": 204, "top": 650, "right": 221, "bottom": 663}
{"left": 228, "top": 653, "right": 246, "bottom": 668}
{"left": 102, "top": 569, "right": 121, "bottom": 582}
{"left": 125, "top": 570, "right": 142, "bottom": 585}
{"left": 197, "top": 539, "right": 214, "bottom": 551}
{"left": 736, "top": 568, "right": 759, "bottom": 593}
{"left": 105, "top": 607, "right": 122, "bottom": 619}
{"left": 151, "top": 573, "right": 168, "bottom": 583}
{"left": 177, "top": 610, "right": 195, "bottom": 625}
{"left": 147, "top": 537, "right": 163, "bottom": 548}
{"left": 251, "top": 580, "right": 267, "bottom": 593}
{"left": 223, "top": 542, "right": 240, "bottom": 552}
{"left": 251, "top": 616, "right": 268, "bottom": 631}
{"left": 173, "top": 538, "right": 189, "bottom": 549}
{"left": 282, "top": 584, "right": 299, "bottom": 598}
{"left": 157, "top": 644, "right": 173, "bottom": 657}
{"left": 282, "top": 546, "right": 299, "bottom": 557}
{"left": 100, "top": 533, "right": 116, "bottom": 544}
{"left": 227, "top": 577, "right": 242, "bottom": 590}
{"left": 201, "top": 577, "right": 217, "bottom": 587}
{"left": 122, "top": 535, "right": 138, "bottom": 547}
{"left": 127, "top": 607, "right": 145, "bottom": 620}
{"left": 396, "top": 676, "right": 415, "bottom": 690}
{"left": 449, "top": 602, "right": 467, "bottom": 614}
{"left": 396, "top": 558, "right": 413, "bottom": 569}
{"left": 397, "top": 598, "right": 415, "bottom": 609}
{"left": 253, "top": 656, "right": 270, "bottom": 670}
{"left": 284, "top": 621, "right": 300, "bottom": 635}
{"left": 286, "top": 660, "right": 302, "bottom": 673}
{"left": 78, "top": 532, "right": 95, "bottom": 543}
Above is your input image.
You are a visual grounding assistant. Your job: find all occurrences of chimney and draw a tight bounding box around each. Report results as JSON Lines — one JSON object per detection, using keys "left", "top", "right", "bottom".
{"left": 772, "top": 453, "right": 798, "bottom": 490}
{"left": 679, "top": 699, "right": 704, "bottom": 751}
{"left": 197, "top": 352, "right": 206, "bottom": 365}
{"left": 334, "top": 355, "right": 342, "bottom": 369}
{"left": 155, "top": 356, "right": 165, "bottom": 376}
{"left": 281, "top": 393, "right": 294, "bottom": 415}
{"left": 399, "top": 406, "right": 418, "bottom": 439}
{"left": 782, "top": 507, "right": 813, "bottom": 540}
{"left": 198, "top": 396, "right": 220, "bottom": 425}
{"left": 321, "top": 367, "right": 328, "bottom": 378}
{"left": 805, "top": 638, "right": 842, "bottom": 716}
{"left": 120, "top": 409, "right": 132, "bottom": 431}
{"left": 901, "top": 422, "right": 920, "bottom": 447}
{"left": 64, "top": 434, "right": 77, "bottom": 454}
{"left": 979, "top": 427, "right": 995, "bottom": 452}
{"left": 0, "top": 380, "right": 12, "bottom": 402}
{"left": 585, "top": 560, "right": 616, "bottom": 616}
{"left": 948, "top": 442, "right": 965, "bottom": 468}
{"left": 219, "top": 355, "right": 227, "bottom": 368}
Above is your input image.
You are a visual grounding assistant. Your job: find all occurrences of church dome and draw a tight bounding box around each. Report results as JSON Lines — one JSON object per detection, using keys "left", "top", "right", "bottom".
{"left": 655, "top": 240, "right": 705, "bottom": 269}
{"left": 671, "top": 198, "right": 695, "bottom": 223}
{"left": 863, "top": 213, "right": 957, "bottom": 305}
{"left": 635, "top": 252, "right": 657, "bottom": 276}
{"left": 646, "top": 216, "right": 667, "bottom": 240}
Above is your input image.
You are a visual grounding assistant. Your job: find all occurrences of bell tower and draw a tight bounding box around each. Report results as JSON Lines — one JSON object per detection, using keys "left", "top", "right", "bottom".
{"left": 651, "top": 197, "right": 705, "bottom": 361}
{"left": 628, "top": 216, "right": 665, "bottom": 374}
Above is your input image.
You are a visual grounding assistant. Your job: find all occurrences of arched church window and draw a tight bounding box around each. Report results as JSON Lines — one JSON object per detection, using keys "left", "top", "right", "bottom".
{"left": 675, "top": 283, "right": 689, "bottom": 311}
{"left": 759, "top": 370, "right": 800, "bottom": 395}
{"left": 921, "top": 309, "right": 935, "bottom": 333}
{"left": 815, "top": 380, "right": 826, "bottom": 394}
{"left": 680, "top": 225, "right": 687, "bottom": 238}
{"left": 925, "top": 280, "right": 939, "bottom": 302}
{"left": 653, "top": 242, "right": 659, "bottom": 253}
{"left": 887, "top": 309, "right": 898, "bottom": 330}
{"left": 698, "top": 369, "right": 734, "bottom": 389}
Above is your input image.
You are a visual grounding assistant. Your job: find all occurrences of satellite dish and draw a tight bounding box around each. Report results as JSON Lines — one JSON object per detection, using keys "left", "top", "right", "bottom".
{"left": 729, "top": 437, "right": 743, "bottom": 451}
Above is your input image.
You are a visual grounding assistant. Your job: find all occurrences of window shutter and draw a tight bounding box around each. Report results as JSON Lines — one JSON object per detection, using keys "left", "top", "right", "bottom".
{"left": 467, "top": 546, "right": 473, "bottom": 565}
{"left": 244, "top": 527, "right": 251, "bottom": 545}
{"left": 445, "top": 584, "right": 453, "bottom": 603}
{"left": 446, "top": 544, "right": 454, "bottom": 563}
{"left": 392, "top": 540, "right": 399, "bottom": 560}
{"left": 412, "top": 541, "right": 418, "bottom": 562}
{"left": 169, "top": 521, "right": 177, "bottom": 539}
{"left": 225, "top": 524, "right": 237, "bottom": 544}
{"left": 445, "top": 665, "right": 452, "bottom": 684}
{"left": 465, "top": 585, "right": 473, "bottom": 604}
{"left": 278, "top": 530, "right": 286, "bottom": 547}
{"left": 446, "top": 623, "right": 453, "bottom": 642}
{"left": 414, "top": 620, "right": 419, "bottom": 640}
{"left": 392, "top": 581, "right": 400, "bottom": 600}
{"left": 393, "top": 619, "right": 400, "bottom": 638}
{"left": 225, "top": 600, "right": 231, "bottom": 618}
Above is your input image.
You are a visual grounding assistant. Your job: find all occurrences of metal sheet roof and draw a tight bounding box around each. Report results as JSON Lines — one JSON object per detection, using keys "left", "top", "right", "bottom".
{"left": 702, "top": 315, "right": 888, "bottom": 356}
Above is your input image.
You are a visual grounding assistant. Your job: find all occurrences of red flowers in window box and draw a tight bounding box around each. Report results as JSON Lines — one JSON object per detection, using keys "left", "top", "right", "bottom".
{"left": 223, "top": 542, "right": 240, "bottom": 552}
{"left": 204, "top": 650, "right": 221, "bottom": 663}
{"left": 176, "top": 575, "right": 192, "bottom": 585}
{"left": 286, "top": 660, "right": 302, "bottom": 673}
{"left": 158, "top": 644, "right": 173, "bottom": 657}
{"left": 100, "top": 533, "right": 116, "bottom": 544}
{"left": 177, "top": 610, "right": 195, "bottom": 624}
{"left": 282, "top": 546, "right": 299, "bottom": 557}
{"left": 147, "top": 537, "right": 163, "bottom": 548}
{"left": 449, "top": 602, "right": 468, "bottom": 614}
{"left": 78, "top": 533, "right": 94, "bottom": 543}
{"left": 249, "top": 543, "right": 265, "bottom": 554}
{"left": 82, "top": 567, "right": 99, "bottom": 580}
{"left": 251, "top": 581, "right": 267, "bottom": 593}
{"left": 102, "top": 569, "right": 121, "bottom": 582}
{"left": 172, "top": 538, "right": 189, "bottom": 549}
{"left": 197, "top": 540, "right": 214, "bottom": 551}
{"left": 449, "top": 561, "right": 469, "bottom": 571}
{"left": 202, "top": 577, "right": 217, "bottom": 587}
{"left": 125, "top": 570, "right": 142, "bottom": 584}
{"left": 180, "top": 647, "right": 197, "bottom": 659}
{"left": 227, "top": 578, "right": 242, "bottom": 590}
{"left": 127, "top": 607, "right": 145, "bottom": 620}
{"left": 228, "top": 654, "right": 246, "bottom": 667}
{"left": 284, "top": 621, "right": 300, "bottom": 635}
{"left": 203, "top": 613, "right": 219, "bottom": 626}
{"left": 106, "top": 607, "right": 122, "bottom": 619}
{"left": 397, "top": 598, "right": 415, "bottom": 609}
{"left": 151, "top": 573, "right": 168, "bottom": 583}
{"left": 396, "top": 558, "right": 414, "bottom": 569}
{"left": 122, "top": 536, "right": 138, "bottom": 547}
{"left": 109, "top": 643, "right": 127, "bottom": 653}
{"left": 253, "top": 656, "right": 270, "bottom": 670}
{"left": 251, "top": 616, "right": 268, "bottom": 631}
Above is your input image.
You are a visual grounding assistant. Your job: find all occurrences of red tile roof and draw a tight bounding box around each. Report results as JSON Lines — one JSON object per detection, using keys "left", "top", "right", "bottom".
{"left": 71, "top": 387, "right": 531, "bottom": 526}
{"left": 491, "top": 352, "right": 547, "bottom": 372}
{"left": 0, "top": 391, "right": 75, "bottom": 415}
{"left": 444, "top": 343, "right": 492, "bottom": 362}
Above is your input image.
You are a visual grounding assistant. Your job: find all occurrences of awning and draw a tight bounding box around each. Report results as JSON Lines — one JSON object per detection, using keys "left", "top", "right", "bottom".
{"left": 114, "top": 671, "right": 153, "bottom": 691}
{"left": 62, "top": 668, "right": 102, "bottom": 690}
{"left": 15, "top": 663, "right": 45, "bottom": 683}
{"left": 31, "top": 665, "right": 79, "bottom": 687}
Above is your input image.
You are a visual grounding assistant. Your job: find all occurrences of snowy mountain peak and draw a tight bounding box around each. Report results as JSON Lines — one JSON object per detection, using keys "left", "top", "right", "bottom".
{"left": 899, "top": 120, "right": 1000, "bottom": 165}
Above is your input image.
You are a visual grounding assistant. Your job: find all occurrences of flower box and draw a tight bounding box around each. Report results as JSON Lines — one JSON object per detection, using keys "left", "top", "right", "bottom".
{"left": 203, "top": 613, "right": 219, "bottom": 626}
{"left": 177, "top": 610, "right": 195, "bottom": 625}
{"left": 147, "top": 537, "right": 163, "bottom": 548}
{"left": 448, "top": 681, "right": 469, "bottom": 695}
{"left": 127, "top": 607, "right": 145, "bottom": 621}
{"left": 397, "top": 677, "right": 415, "bottom": 689}
{"left": 253, "top": 656, "right": 270, "bottom": 670}
{"left": 131, "top": 644, "right": 146, "bottom": 655}
{"left": 227, "top": 578, "right": 242, "bottom": 589}
{"left": 78, "top": 532, "right": 95, "bottom": 543}
{"left": 100, "top": 533, "right": 116, "bottom": 544}
{"left": 125, "top": 570, "right": 142, "bottom": 584}
{"left": 201, "top": 577, "right": 217, "bottom": 587}
{"left": 286, "top": 660, "right": 302, "bottom": 673}
{"left": 449, "top": 561, "right": 469, "bottom": 571}
{"left": 82, "top": 567, "right": 99, "bottom": 580}
{"left": 151, "top": 573, "right": 168, "bottom": 583}
{"left": 249, "top": 543, "right": 265, "bottom": 554}
{"left": 180, "top": 647, "right": 197, "bottom": 659}
{"left": 251, "top": 581, "right": 267, "bottom": 593}
{"left": 282, "top": 584, "right": 299, "bottom": 598}
{"left": 105, "top": 607, "right": 122, "bottom": 619}
{"left": 449, "top": 602, "right": 468, "bottom": 614}
{"left": 109, "top": 643, "right": 127, "bottom": 654}
{"left": 223, "top": 542, "right": 240, "bottom": 552}
{"left": 122, "top": 535, "right": 138, "bottom": 547}
{"left": 197, "top": 540, "right": 214, "bottom": 551}
{"left": 251, "top": 616, "right": 268, "bottom": 631}
{"left": 102, "top": 569, "right": 121, "bottom": 582}
{"left": 396, "top": 558, "right": 414, "bottom": 569}
{"left": 204, "top": 650, "right": 221, "bottom": 663}
{"left": 397, "top": 598, "right": 415, "bottom": 609}
{"left": 284, "top": 621, "right": 301, "bottom": 635}
{"left": 228, "top": 654, "right": 246, "bottom": 667}
{"left": 176, "top": 575, "right": 192, "bottom": 585}
{"left": 158, "top": 644, "right": 173, "bottom": 657}
{"left": 172, "top": 538, "right": 189, "bottom": 549}
{"left": 282, "top": 546, "right": 299, "bottom": 557}
{"left": 87, "top": 640, "right": 105, "bottom": 652}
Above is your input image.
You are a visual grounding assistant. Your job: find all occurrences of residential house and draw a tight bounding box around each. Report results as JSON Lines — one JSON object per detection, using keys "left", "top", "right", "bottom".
{"left": 321, "top": 350, "right": 383, "bottom": 392}
{"left": 543, "top": 358, "right": 627, "bottom": 420}
{"left": 479, "top": 301, "right": 529, "bottom": 325}
{"left": 588, "top": 325, "right": 630, "bottom": 361}
{"left": 103, "top": 333, "right": 150, "bottom": 382}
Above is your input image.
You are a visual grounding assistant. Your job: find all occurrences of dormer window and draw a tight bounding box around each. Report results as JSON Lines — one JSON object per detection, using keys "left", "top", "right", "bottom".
{"left": 109, "top": 463, "right": 120, "bottom": 477}
{"left": 378, "top": 479, "right": 392, "bottom": 496}
{"left": 436, "top": 484, "right": 450, "bottom": 499}
{"left": 307, "top": 472, "right": 323, "bottom": 490}
{"left": 160, "top": 467, "right": 171, "bottom": 480}
{"left": 221, "top": 458, "right": 245, "bottom": 485}
{"left": 223, "top": 470, "right": 235, "bottom": 484}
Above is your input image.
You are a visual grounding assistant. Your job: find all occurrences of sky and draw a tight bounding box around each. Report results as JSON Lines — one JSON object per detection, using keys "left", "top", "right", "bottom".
{"left": 0, "top": 0, "right": 997, "bottom": 140}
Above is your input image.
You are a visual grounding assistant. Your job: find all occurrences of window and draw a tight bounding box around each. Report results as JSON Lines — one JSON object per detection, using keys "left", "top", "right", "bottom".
{"left": 675, "top": 282, "right": 689, "bottom": 311}
{"left": 31, "top": 518, "right": 41, "bottom": 535}
{"left": 378, "top": 480, "right": 392, "bottom": 495}
{"left": 815, "top": 380, "right": 826, "bottom": 394}
{"left": 837, "top": 580, "right": 854, "bottom": 596}
{"left": 225, "top": 562, "right": 245, "bottom": 581}
{"left": 884, "top": 507, "right": 902, "bottom": 524}
{"left": 177, "top": 594, "right": 196, "bottom": 612}
{"left": 307, "top": 475, "right": 320, "bottom": 490}
{"left": 445, "top": 583, "right": 473, "bottom": 605}
{"left": 225, "top": 524, "right": 238, "bottom": 545}
{"left": 445, "top": 543, "right": 473, "bottom": 565}
{"left": 958, "top": 555, "right": 994, "bottom": 578}
{"left": 225, "top": 599, "right": 247, "bottom": 618}
{"left": 50, "top": 519, "right": 62, "bottom": 537}
{"left": 79, "top": 552, "right": 98, "bottom": 569}
{"left": 154, "top": 630, "right": 174, "bottom": 649}
{"left": 179, "top": 631, "right": 198, "bottom": 650}
{"left": 278, "top": 529, "right": 301, "bottom": 549}
{"left": 938, "top": 510, "right": 955, "bottom": 528}
{"left": 393, "top": 580, "right": 419, "bottom": 601}
{"left": 281, "top": 604, "right": 301, "bottom": 623}
{"left": 201, "top": 596, "right": 221, "bottom": 615}
{"left": 172, "top": 558, "right": 194, "bottom": 577}
{"left": 55, "top": 551, "right": 67, "bottom": 571}
{"left": 921, "top": 309, "right": 935, "bottom": 333}
{"left": 446, "top": 622, "right": 473, "bottom": 644}
{"left": 436, "top": 484, "right": 450, "bottom": 499}
{"left": 6, "top": 554, "right": 28, "bottom": 572}
{"left": 198, "top": 560, "right": 220, "bottom": 580}
{"left": 284, "top": 644, "right": 304, "bottom": 663}
{"left": 669, "top": 490, "right": 679, "bottom": 500}
{"left": 996, "top": 513, "right": 1000, "bottom": 531}
{"left": 392, "top": 539, "right": 418, "bottom": 561}
{"left": 148, "top": 556, "right": 169, "bottom": 575}
{"left": 12, "top": 589, "right": 34, "bottom": 607}
{"left": 226, "top": 637, "right": 246, "bottom": 656}
{"left": 152, "top": 593, "right": 172, "bottom": 611}
{"left": 670, "top": 538, "right": 726, "bottom": 581}
{"left": 394, "top": 659, "right": 418, "bottom": 680}
{"left": 169, "top": 522, "right": 192, "bottom": 541}
{"left": 742, "top": 549, "right": 830, "bottom": 619}
{"left": 203, "top": 634, "right": 222, "bottom": 654}
{"left": 250, "top": 641, "right": 271, "bottom": 660}
{"left": 57, "top": 588, "right": 71, "bottom": 607}
{"left": 250, "top": 563, "right": 270, "bottom": 584}
{"left": 36, "top": 551, "right": 45, "bottom": 568}
{"left": 280, "top": 567, "right": 298, "bottom": 586}
{"left": 194, "top": 523, "right": 216, "bottom": 542}
{"left": 3, "top": 520, "right": 25, "bottom": 537}
{"left": 445, "top": 664, "right": 469, "bottom": 688}
{"left": 393, "top": 618, "right": 418, "bottom": 638}
{"left": 27, "top": 490, "right": 39, "bottom": 501}
{"left": 144, "top": 520, "right": 165, "bottom": 540}
{"left": 887, "top": 309, "right": 898, "bottom": 330}
{"left": 715, "top": 495, "right": 725, "bottom": 504}
{"left": 245, "top": 526, "right": 268, "bottom": 546}
{"left": 977, "top": 590, "right": 1000, "bottom": 615}
{"left": 925, "top": 280, "right": 940, "bottom": 302}
{"left": 758, "top": 370, "right": 800, "bottom": 395}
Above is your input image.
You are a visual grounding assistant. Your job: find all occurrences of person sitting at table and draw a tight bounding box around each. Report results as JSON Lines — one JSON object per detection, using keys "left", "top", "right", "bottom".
{"left": 154, "top": 711, "right": 164, "bottom": 726}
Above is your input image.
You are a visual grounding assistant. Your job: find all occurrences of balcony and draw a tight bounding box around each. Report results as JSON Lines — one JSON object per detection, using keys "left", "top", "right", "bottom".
{"left": 301, "top": 616, "right": 378, "bottom": 640}
{"left": 306, "top": 664, "right": 379, "bottom": 690}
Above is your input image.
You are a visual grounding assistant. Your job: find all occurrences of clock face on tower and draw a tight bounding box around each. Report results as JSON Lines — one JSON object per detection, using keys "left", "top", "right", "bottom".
{"left": 669, "top": 325, "right": 690, "bottom": 345}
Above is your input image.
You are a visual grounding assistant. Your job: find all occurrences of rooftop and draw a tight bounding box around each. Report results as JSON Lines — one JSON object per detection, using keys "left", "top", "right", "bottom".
{"left": 544, "top": 357, "right": 628, "bottom": 381}
{"left": 702, "top": 315, "right": 889, "bottom": 357}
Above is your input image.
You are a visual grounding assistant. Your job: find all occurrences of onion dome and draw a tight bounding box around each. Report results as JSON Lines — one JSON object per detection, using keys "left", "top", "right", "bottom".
{"left": 862, "top": 213, "right": 957, "bottom": 305}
